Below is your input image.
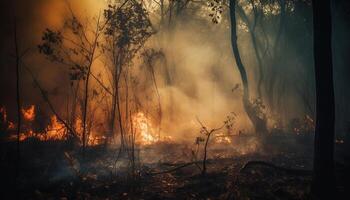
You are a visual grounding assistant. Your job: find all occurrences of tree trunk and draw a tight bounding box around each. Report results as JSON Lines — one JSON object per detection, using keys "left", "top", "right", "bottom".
{"left": 229, "top": 0, "right": 268, "bottom": 135}
{"left": 82, "top": 17, "right": 100, "bottom": 156}
{"left": 311, "top": 0, "right": 336, "bottom": 198}
{"left": 82, "top": 66, "right": 90, "bottom": 156}
{"left": 237, "top": 4, "right": 264, "bottom": 99}
{"left": 109, "top": 84, "right": 117, "bottom": 145}
{"left": 202, "top": 131, "right": 212, "bottom": 175}
{"left": 14, "top": 18, "right": 21, "bottom": 185}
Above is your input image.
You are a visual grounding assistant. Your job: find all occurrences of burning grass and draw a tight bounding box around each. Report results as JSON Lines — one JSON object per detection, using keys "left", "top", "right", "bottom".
{"left": 2, "top": 105, "right": 173, "bottom": 147}
{"left": 0, "top": 138, "right": 317, "bottom": 199}
{"left": 1, "top": 105, "right": 347, "bottom": 199}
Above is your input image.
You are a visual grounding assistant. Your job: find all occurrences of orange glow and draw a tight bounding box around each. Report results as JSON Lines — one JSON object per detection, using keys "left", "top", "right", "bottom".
{"left": 131, "top": 112, "right": 173, "bottom": 145}
{"left": 8, "top": 122, "right": 16, "bottom": 130}
{"left": 132, "top": 112, "right": 159, "bottom": 145}
{"left": 1, "top": 105, "right": 103, "bottom": 146}
{"left": 22, "top": 105, "right": 35, "bottom": 121}
{"left": 15, "top": 115, "right": 104, "bottom": 146}
{"left": 214, "top": 134, "right": 232, "bottom": 144}
{"left": 4, "top": 107, "right": 166, "bottom": 146}
{"left": 44, "top": 115, "right": 67, "bottom": 140}
{"left": 0, "top": 106, "right": 7, "bottom": 122}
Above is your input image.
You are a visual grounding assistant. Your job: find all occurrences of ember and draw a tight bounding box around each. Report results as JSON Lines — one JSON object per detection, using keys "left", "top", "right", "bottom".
{"left": 22, "top": 105, "right": 35, "bottom": 121}
{"left": 2, "top": 105, "right": 104, "bottom": 146}
{"left": 214, "top": 134, "right": 232, "bottom": 144}
{"left": 132, "top": 112, "right": 159, "bottom": 145}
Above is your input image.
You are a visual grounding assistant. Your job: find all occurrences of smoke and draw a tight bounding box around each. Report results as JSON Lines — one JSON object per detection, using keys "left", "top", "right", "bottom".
{"left": 0, "top": 0, "right": 306, "bottom": 141}
{"left": 142, "top": 20, "right": 251, "bottom": 140}
{"left": 4, "top": 0, "right": 349, "bottom": 145}
{"left": 0, "top": 0, "right": 105, "bottom": 118}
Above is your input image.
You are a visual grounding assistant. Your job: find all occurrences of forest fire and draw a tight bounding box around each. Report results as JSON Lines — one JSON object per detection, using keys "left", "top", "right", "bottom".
{"left": 1, "top": 105, "right": 167, "bottom": 146}
{"left": 1, "top": 106, "right": 15, "bottom": 130}
{"left": 214, "top": 134, "right": 232, "bottom": 144}
{"left": 0, "top": 106, "right": 7, "bottom": 122}
{"left": 1, "top": 0, "right": 348, "bottom": 199}
{"left": 1, "top": 105, "right": 105, "bottom": 146}
{"left": 21, "top": 105, "right": 35, "bottom": 121}
{"left": 13, "top": 113, "right": 68, "bottom": 142}
{"left": 132, "top": 112, "right": 159, "bottom": 145}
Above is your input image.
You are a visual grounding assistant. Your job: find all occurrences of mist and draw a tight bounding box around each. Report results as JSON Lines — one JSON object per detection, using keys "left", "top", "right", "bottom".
{"left": 1, "top": 0, "right": 350, "bottom": 199}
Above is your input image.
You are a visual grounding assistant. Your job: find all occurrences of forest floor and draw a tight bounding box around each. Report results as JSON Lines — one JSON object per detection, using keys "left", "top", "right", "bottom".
{"left": 1, "top": 134, "right": 349, "bottom": 200}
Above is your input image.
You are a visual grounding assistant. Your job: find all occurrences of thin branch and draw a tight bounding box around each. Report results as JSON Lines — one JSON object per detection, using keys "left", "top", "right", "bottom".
{"left": 21, "top": 62, "right": 78, "bottom": 138}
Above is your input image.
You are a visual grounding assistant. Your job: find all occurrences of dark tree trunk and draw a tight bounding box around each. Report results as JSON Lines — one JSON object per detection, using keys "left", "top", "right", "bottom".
{"left": 311, "top": 0, "right": 336, "bottom": 199}
{"left": 14, "top": 18, "right": 21, "bottom": 185}
{"left": 229, "top": 0, "right": 268, "bottom": 135}
{"left": 236, "top": 4, "right": 264, "bottom": 99}
{"left": 82, "top": 16, "right": 101, "bottom": 156}
{"left": 82, "top": 66, "right": 90, "bottom": 156}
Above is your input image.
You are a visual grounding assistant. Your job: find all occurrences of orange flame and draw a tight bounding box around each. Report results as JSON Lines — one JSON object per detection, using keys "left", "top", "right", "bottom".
{"left": 132, "top": 112, "right": 159, "bottom": 145}
{"left": 22, "top": 105, "right": 35, "bottom": 121}
{"left": 3, "top": 106, "right": 166, "bottom": 146}
{"left": 44, "top": 115, "right": 67, "bottom": 140}
{"left": 8, "top": 122, "right": 15, "bottom": 130}
{"left": 0, "top": 106, "right": 7, "bottom": 122}
{"left": 214, "top": 134, "right": 232, "bottom": 144}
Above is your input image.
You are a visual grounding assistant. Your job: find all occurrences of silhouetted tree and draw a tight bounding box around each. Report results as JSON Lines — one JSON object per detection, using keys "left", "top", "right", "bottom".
{"left": 13, "top": 17, "right": 21, "bottom": 189}
{"left": 103, "top": 0, "right": 154, "bottom": 147}
{"left": 38, "top": 9, "right": 103, "bottom": 155}
{"left": 311, "top": 0, "right": 336, "bottom": 198}
{"left": 229, "top": 0, "right": 268, "bottom": 135}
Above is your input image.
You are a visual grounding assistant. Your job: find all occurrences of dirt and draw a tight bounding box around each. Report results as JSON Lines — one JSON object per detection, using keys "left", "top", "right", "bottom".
{"left": 0, "top": 135, "right": 348, "bottom": 199}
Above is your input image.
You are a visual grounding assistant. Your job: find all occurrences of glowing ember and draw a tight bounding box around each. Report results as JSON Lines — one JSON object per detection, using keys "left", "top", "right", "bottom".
{"left": 22, "top": 105, "right": 35, "bottom": 121}
{"left": 15, "top": 115, "right": 66, "bottom": 141}
{"left": 8, "top": 121, "right": 15, "bottom": 130}
{"left": 3, "top": 106, "right": 160, "bottom": 146}
{"left": 132, "top": 112, "right": 159, "bottom": 145}
{"left": 1, "top": 106, "right": 15, "bottom": 130}
{"left": 44, "top": 115, "right": 67, "bottom": 140}
{"left": 335, "top": 139, "right": 345, "bottom": 144}
{"left": 74, "top": 118, "right": 83, "bottom": 137}
{"left": 215, "top": 134, "right": 232, "bottom": 144}
{"left": 0, "top": 106, "right": 7, "bottom": 122}
{"left": 3, "top": 105, "right": 103, "bottom": 146}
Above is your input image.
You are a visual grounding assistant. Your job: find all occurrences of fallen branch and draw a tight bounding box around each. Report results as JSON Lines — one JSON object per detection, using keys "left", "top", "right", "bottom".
{"left": 240, "top": 161, "right": 312, "bottom": 176}
{"left": 149, "top": 162, "right": 198, "bottom": 175}
{"left": 64, "top": 152, "right": 81, "bottom": 179}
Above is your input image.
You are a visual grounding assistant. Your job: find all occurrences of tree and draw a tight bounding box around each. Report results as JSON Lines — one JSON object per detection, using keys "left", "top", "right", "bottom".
{"left": 311, "top": 0, "right": 336, "bottom": 198}
{"left": 13, "top": 17, "right": 21, "bottom": 190}
{"left": 38, "top": 9, "right": 103, "bottom": 154}
{"left": 229, "top": 0, "right": 268, "bottom": 134}
{"left": 103, "top": 0, "right": 154, "bottom": 147}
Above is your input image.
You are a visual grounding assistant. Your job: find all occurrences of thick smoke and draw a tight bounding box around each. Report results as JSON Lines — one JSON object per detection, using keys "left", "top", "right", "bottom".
{"left": 1, "top": 0, "right": 349, "bottom": 144}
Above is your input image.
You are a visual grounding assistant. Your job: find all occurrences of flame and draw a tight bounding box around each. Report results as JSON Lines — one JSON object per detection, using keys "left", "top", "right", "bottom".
{"left": 1, "top": 106, "right": 15, "bottom": 130}
{"left": 132, "top": 112, "right": 159, "bottom": 145}
{"left": 15, "top": 115, "right": 104, "bottom": 145}
{"left": 74, "top": 118, "right": 105, "bottom": 146}
{"left": 44, "top": 115, "right": 67, "bottom": 140}
{"left": 8, "top": 122, "right": 15, "bottom": 130}
{"left": 22, "top": 105, "right": 35, "bottom": 121}
{"left": 2, "top": 106, "right": 166, "bottom": 146}
{"left": 0, "top": 106, "right": 8, "bottom": 122}
{"left": 215, "top": 133, "right": 232, "bottom": 144}
{"left": 1, "top": 105, "right": 103, "bottom": 146}
{"left": 16, "top": 115, "right": 66, "bottom": 141}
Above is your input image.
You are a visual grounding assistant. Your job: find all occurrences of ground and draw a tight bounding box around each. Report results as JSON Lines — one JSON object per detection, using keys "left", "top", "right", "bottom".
{"left": 0, "top": 135, "right": 348, "bottom": 199}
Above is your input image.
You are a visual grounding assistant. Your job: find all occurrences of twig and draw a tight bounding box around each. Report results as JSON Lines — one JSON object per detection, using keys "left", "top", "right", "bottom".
{"left": 240, "top": 161, "right": 312, "bottom": 176}
{"left": 21, "top": 62, "right": 78, "bottom": 139}
{"left": 149, "top": 162, "right": 198, "bottom": 175}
